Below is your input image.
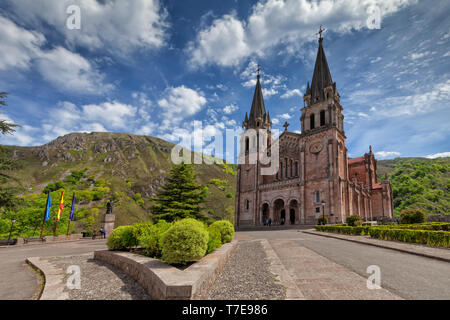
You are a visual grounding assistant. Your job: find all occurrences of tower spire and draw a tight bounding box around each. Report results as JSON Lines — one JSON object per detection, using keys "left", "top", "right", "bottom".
{"left": 309, "top": 28, "right": 333, "bottom": 104}
{"left": 246, "top": 64, "right": 267, "bottom": 128}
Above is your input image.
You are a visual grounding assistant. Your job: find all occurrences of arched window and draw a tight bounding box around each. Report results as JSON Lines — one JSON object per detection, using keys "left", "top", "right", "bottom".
{"left": 285, "top": 158, "right": 288, "bottom": 178}
{"left": 320, "top": 110, "right": 326, "bottom": 126}
{"left": 295, "top": 161, "right": 299, "bottom": 177}
{"left": 245, "top": 137, "right": 249, "bottom": 154}
{"left": 280, "top": 162, "right": 283, "bottom": 179}
{"left": 316, "top": 191, "right": 320, "bottom": 203}
{"left": 290, "top": 159, "right": 293, "bottom": 177}
{"left": 310, "top": 114, "right": 315, "bottom": 130}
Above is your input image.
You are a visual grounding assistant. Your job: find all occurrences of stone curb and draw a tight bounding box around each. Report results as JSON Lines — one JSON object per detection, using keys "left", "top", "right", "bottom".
{"left": 26, "top": 257, "right": 69, "bottom": 300}
{"left": 302, "top": 230, "right": 450, "bottom": 263}
{"left": 260, "top": 239, "right": 305, "bottom": 300}
{"left": 0, "top": 234, "right": 87, "bottom": 248}
{"left": 94, "top": 240, "right": 238, "bottom": 300}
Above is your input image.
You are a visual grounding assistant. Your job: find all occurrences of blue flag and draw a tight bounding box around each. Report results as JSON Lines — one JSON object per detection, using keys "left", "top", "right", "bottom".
{"left": 44, "top": 192, "right": 51, "bottom": 221}
{"left": 69, "top": 193, "right": 75, "bottom": 221}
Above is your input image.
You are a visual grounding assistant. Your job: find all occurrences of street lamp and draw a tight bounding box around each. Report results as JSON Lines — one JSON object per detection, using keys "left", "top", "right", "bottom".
{"left": 8, "top": 218, "right": 16, "bottom": 245}
{"left": 321, "top": 201, "right": 326, "bottom": 225}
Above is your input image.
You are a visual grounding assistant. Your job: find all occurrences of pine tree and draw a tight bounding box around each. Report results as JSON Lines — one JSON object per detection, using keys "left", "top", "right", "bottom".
{"left": 0, "top": 92, "right": 21, "bottom": 212}
{"left": 151, "top": 163, "right": 208, "bottom": 222}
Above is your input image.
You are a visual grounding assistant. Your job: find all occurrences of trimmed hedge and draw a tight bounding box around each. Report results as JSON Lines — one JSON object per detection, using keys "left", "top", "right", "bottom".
{"left": 369, "top": 228, "right": 450, "bottom": 248}
{"left": 138, "top": 220, "right": 172, "bottom": 257}
{"left": 317, "top": 216, "right": 328, "bottom": 225}
{"left": 315, "top": 225, "right": 370, "bottom": 235}
{"left": 107, "top": 225, "right": 138, "bottom": 250}
{"left": 400, "top": 209, "right": 426, "bottom": 224}
{"left": 379, "top": 223, "right": 450, "bottom": 231}
{"left": 161, "top": 218, "right": 209, "bottom": 265}
{"left": 207, "top": 226, "right": 222, "bottom": 254}
{"left": 346, "top": 215, "right": 362, "bottom": 226}
{"left": 209, "top": 220, "right": 234, "bottom": 243}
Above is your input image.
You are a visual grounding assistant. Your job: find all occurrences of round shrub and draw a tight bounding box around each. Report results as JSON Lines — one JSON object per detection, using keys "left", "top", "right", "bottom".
{"left": 139, "top": 220, "right": 172, "bottom": 258}
{"left": 317, "top": 216, "right": 328, "bottom": 225}
{"left": 346, "top": 215, "right": 362, "bottom": 227}
{"left": 161, "top": 218, "right": 209, "bottom": 265}
{"left": 209, "top": 220, "right": 234, "bottom": 243}
{"left": 400, "top": 209, "right": 426, "bottom": 224}
{"left": 207, "top": 226, "right": 222, "bottom": 254}
{"left": 107, "top": 225, "right": 138, "bottom": 251}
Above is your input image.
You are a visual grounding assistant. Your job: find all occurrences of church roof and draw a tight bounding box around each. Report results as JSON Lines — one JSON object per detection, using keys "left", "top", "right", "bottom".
{"left": 348, "top": 156, "right": 365, "bottom": 165}
{"left": 248, "top": 74, "right": 267, "bottom": 127}
{"left": 310, "top": 38, "right": 334, "bottom": 103}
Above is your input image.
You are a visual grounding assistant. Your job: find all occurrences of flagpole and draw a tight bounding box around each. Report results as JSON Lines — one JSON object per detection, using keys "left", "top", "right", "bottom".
{"left": 40, "top": 192, "right": 50, "bottom": 238}
{"left": 54, "top": 191, "right": 64, "bottom": 237}
{"left": 67, "top": 193, "right": 75, "bottom": 236}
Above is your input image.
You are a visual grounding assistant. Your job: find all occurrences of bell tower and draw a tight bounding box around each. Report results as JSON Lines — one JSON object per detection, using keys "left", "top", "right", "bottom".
{"left": 301, "top": 31, "right": 344, "bottom": 135}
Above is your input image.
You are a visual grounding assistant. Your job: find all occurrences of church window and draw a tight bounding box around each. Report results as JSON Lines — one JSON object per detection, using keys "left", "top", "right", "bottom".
{"left": 245, "top": 137, "right": 249, "bottom": 154}
{"left": 295, "top": 161, "right": 299, "bottom": 177}
{"left": 310, "top": 114, "right": 315, "bottom": 130}
{"left": 246, "top": 200, "right": 250, "bottom": 210}
{"left": 285, "top": 159, "right": 288, "bottom": 178}
{"left": 316, "top": 207, "right": 321, "bottom": 213}
{"left": 290, "top": 159, "right": 293, "bottom": 177}
{"left": 320, "top": 110, "right": 326, "bottom": 126}
{"left": 316, "top": 191, "right": 320, "bottom": 203}
{"left": 280, "top": 162, "right": 283, "bottom": 179}
{"left": 257, "top": 121, "right": 260, "bottom": 127}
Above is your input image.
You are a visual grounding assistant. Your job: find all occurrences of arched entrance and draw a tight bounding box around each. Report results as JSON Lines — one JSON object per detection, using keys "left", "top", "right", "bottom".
{"left": 280, "top": 209, "right": 286, "bottom": 225}
{"left": 289, "top": 199, "right": 298, "bottom": 225}
{"left": 273, "top": 199, "right": 285, "bottom": 225}
{"left": 262, "top": 203, "right": 269, "bottom": 225}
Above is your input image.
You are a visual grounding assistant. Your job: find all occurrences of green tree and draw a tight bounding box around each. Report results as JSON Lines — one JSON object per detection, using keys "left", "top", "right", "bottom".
{"left": 0, "top": 92, "right": 22, "bottom": 212}
{"left": 151, "top": 163, "right": 208, "bottom": 222}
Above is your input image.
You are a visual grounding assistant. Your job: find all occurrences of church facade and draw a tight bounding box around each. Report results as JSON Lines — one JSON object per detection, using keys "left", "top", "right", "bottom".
{"left": 235, "top": 36, "right": 394, "bottom": 227}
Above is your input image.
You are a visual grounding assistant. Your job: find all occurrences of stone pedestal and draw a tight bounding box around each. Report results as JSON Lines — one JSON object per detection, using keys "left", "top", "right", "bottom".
{"left": 101, "top": 214, "right": 116, "bottom": 237}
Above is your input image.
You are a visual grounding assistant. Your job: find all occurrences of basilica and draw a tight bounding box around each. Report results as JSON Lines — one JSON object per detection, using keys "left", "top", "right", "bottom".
{"left": 235, "top": 35, "right": 394, "bottom": 227}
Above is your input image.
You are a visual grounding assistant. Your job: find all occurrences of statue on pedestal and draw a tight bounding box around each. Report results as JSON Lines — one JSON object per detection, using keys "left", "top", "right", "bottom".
{"left": 106, "top": 200, "right": 113, "bottom": 215}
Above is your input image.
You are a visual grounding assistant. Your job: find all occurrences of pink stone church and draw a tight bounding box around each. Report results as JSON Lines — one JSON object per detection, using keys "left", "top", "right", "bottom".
{"left": 235, "top": 36, "right": 394, "bottom": 227}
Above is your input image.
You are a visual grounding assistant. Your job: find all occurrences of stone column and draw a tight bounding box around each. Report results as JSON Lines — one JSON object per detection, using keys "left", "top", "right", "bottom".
{"left": 101, "top": 214, "right": 116, "bottom": 237}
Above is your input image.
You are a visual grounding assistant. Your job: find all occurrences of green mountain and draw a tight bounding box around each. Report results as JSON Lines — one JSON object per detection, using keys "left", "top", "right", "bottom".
{"left": 1, "top": 132, "right": 236, "bottom": 235}
{"left": 1, "top": 131, "right": 448, "bottom": 237}
{"left": 377, "top": 157, "right": 449, "bottom": 216}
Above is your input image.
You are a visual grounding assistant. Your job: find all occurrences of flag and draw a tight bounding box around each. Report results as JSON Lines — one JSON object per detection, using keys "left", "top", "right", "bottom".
{"left": 57, "top": 191, "right": 64, "bottom": 222}
{"left": 44, "top": 192, "right": 51, "bottom": 222}
{"left": 69, "top": 193, "right": 75, "bottom": 221}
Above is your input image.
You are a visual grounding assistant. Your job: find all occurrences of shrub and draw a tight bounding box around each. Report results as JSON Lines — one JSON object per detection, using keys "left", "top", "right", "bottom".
{"left": 317, "top": 216, "right": 328, "bottom": 225}
{"left": 138, "top": 220, "right": 172, "bottom": 257}
{"left": 369, "top": 228, "right": 450, "bottom": 248}
{"left": 107, "top": 225, "right": 138, "bottom": 251}
{"left": 207, "top": 226, "right": 222, "bottom": 254}
{"left": 346, "top": 215, "right": 362, "bottom": 227}
{"left": 161, "top": 218, "right": 209, "bottom": 265}
{"left": 209, "top": 220, "right": 234, "bottom": 243}
{"left": 400, "top": 209, "right": 426, "bottom": 224}
{"left": 315, "top": 225, "right": 370, "bottom": 236}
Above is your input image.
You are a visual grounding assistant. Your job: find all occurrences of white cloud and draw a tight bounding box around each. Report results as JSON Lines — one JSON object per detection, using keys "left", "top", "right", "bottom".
{"left": 425, "top": 152, "right": 450, "bottom": 159}
{"left": 5, "top": 0, "right": 169, "bottom": 55}
{"left": 81, "top": 101, "right": 137, "bottom": 129}
{"left": 223, "top": 104, "right": 239, "bottom": 114}
{"left": 279, "top": 113, "right": 292, "bottom": 120}
{"left": 36, "top": 47, "right": 113, "bottom": 94}
{"left": 375, "top": 151, "right": 401, "bottom": 159}
{"left": 272, "top": 118, "right": 280, "bottom": 125}
{"left": 187, "top": 0, "right": 415, "bottom": 67}
{"left": 281, "top": 89, "right": 302, "bottom": 99}
{"left": 0, "top": 16, "right": 113, "bottom": 94}
{"left": 158, "top": 86, "right": 207, "bottom": 128}
{"left": 0, "top": 16, "right": 45, "bottom": 70}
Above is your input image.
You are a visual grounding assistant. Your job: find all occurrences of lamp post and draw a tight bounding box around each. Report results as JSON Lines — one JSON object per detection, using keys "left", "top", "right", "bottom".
{"left": 321, "top": 201, "right": 326, "bottom": 225}
{"left": 8, "top": 218, "right": 16, "bottom": 245}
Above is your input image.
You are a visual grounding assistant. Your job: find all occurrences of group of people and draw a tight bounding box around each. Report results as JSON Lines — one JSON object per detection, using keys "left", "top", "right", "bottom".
{"left": 264, "top": 217, "right": 287, "bottom": 226}
{"left": 92, "top": 228, "right": 107, "bottom": 239}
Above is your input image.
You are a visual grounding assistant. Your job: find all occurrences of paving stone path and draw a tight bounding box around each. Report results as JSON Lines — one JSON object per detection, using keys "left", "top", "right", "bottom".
{"left": 47, "top": 253, "right": 151, "bottom": 300}
{"left": 208, "top": 240, "right": 286, "bottom": 300}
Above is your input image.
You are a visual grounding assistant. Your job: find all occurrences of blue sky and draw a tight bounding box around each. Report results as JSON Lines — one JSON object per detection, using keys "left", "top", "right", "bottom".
{"left": 0, "top": 0, "right": 449, "bottom": 161}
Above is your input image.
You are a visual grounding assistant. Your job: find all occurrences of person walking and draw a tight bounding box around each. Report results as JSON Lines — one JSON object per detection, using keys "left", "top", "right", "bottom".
{"left": 103, "top": 228, "right": 107, "bottom": 239}
{"left": 268, "top": 217, "right": 272, "bottom": 227}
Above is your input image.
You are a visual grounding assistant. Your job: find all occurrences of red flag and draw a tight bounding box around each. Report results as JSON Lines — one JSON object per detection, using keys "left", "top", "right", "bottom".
{"left": 57, "top": 191, "right": 64, "bottom": 222}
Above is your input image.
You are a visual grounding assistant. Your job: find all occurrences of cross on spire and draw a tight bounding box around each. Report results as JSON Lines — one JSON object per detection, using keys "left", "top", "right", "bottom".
{"left": 283, "top": 121, "right": 290, "bottom": 131}
{"left": 316, "top": 25, "right": 326, "bottom": 40}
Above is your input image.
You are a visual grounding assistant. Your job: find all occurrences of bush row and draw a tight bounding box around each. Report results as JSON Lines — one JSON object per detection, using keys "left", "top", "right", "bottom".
{"left": 315, "top": 225, "right": 370, "bottom": 236}
{"left": 368, "top": 228, "right": 450, "bottom": 248}
{"left": 375, "top": 222, "right": 450, "bottom": 231}
{"left": 107, "top": 219, "right": 235, "bottom": 265}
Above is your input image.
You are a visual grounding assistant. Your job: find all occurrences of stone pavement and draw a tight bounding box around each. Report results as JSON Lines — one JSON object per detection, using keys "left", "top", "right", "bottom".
{"left": 303, "top": 229, "right": 450, "bottom": 262}
{"left": 265, "top": 238, "right": 401, "bottom": 300}
{"left": 0, "top": 239, "right": 107, "bottom": 300}
{"left": 236, "top": 230, "right": 450, "bottom": 299}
